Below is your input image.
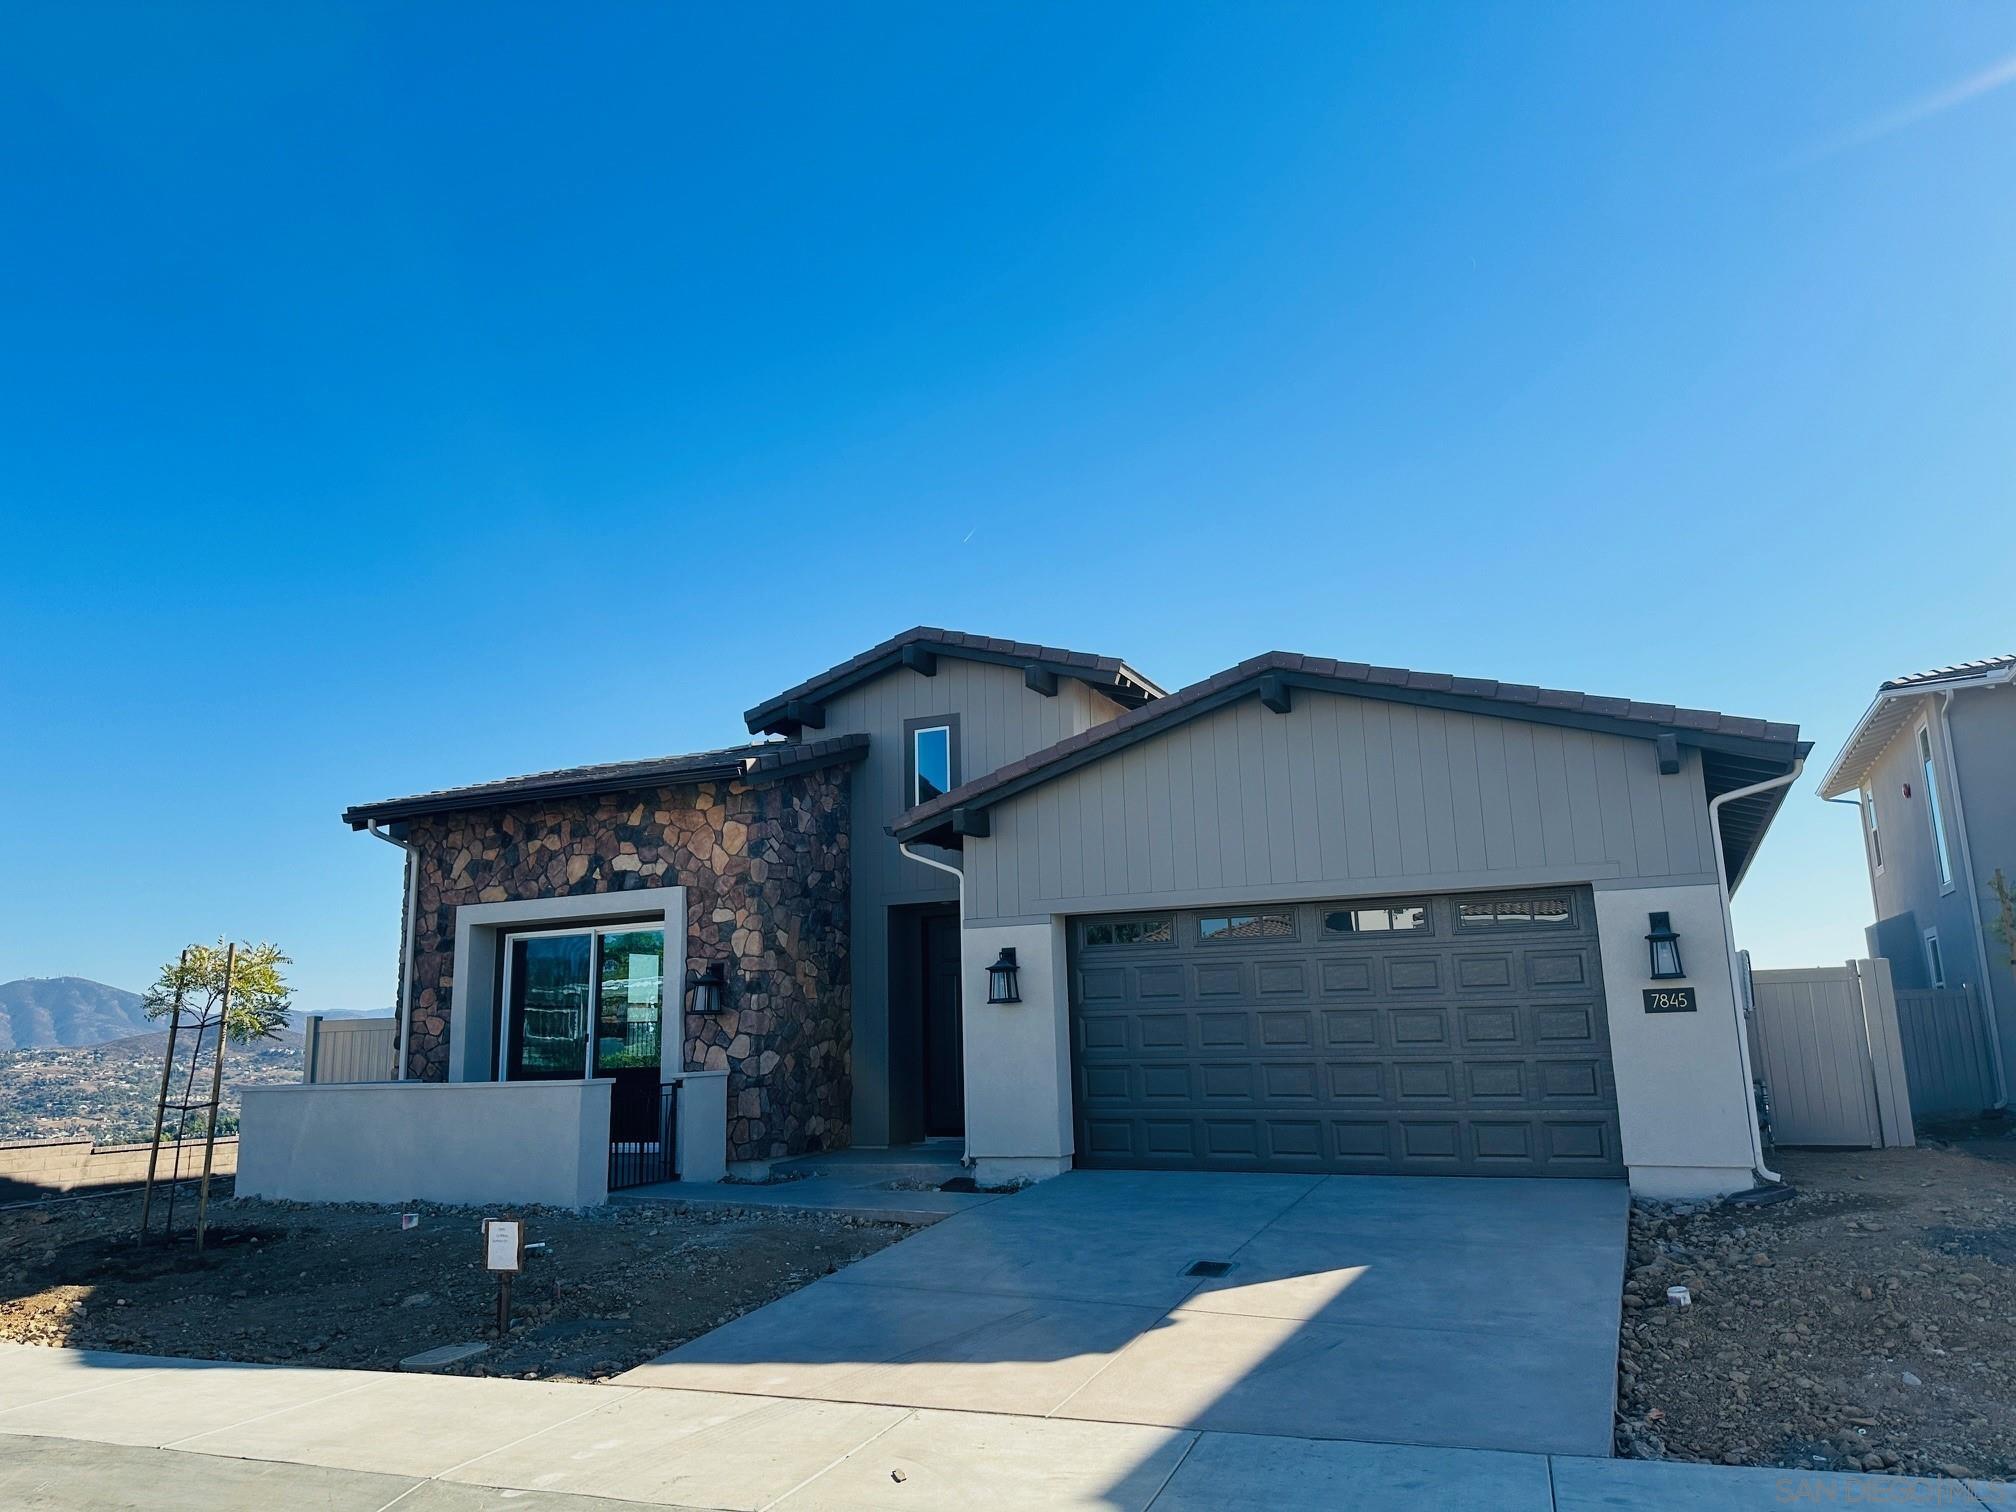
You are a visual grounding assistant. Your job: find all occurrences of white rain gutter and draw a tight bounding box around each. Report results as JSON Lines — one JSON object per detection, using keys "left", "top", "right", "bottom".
{"left": 1709, "top": 756, "right": 1803, "bottom": 1185}
{"left": 900, "top": 840, "right": 972, "bottom": 1168}
{"left": 1937, "top": 686, "right": 2011, "bottom": 1107}
{"left": 368, "top": 823, "right": 419, "bottom": 1081}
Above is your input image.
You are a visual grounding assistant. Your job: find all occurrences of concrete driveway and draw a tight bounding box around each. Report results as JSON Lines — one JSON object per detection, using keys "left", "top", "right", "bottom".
{"left": 621, "top": 1170, "right": 1628, "bottom": 1457}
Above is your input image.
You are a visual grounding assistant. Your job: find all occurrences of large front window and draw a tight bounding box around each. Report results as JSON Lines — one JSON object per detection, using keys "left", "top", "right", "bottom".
{"left": 501, "top": 923, "right": 664, "bottom": 1080}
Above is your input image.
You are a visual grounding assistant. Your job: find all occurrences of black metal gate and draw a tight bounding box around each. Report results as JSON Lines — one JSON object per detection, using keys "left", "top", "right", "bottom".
{"left": 608, "top": 1078, "right": 680, "bottom": 1190}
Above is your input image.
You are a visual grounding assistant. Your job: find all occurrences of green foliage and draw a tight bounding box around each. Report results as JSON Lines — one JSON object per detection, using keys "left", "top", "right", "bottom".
{"left": 1992, "top": 870, "right": 2016, "bottom": 982}
{"left": 143, "top": 939, "right": 293, "bottom": 1044}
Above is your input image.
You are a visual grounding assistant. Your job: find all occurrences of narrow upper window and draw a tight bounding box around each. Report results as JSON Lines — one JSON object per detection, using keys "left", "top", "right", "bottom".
{"left": 1918, "top": 726, "right": 1953, "bottom": 889}
{"left": 1862, "top": 785, "right": 1883, "bottom": 871}
{"left": 1924, "top": 930, "right": 1947, "bottom": 989}
{"left": 913, "top": 724, "right": 952, "bottom": 805}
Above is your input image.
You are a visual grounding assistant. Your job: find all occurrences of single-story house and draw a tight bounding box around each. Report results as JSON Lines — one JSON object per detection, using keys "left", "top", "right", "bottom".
{"left": 237, "top": 628, "right": 1808, "bottom": 1205}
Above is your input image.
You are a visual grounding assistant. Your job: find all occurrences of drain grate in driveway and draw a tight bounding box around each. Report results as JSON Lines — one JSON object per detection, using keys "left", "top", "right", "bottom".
{"left": 1184, "top": 1260, "right": 1234, "bottom": 1278}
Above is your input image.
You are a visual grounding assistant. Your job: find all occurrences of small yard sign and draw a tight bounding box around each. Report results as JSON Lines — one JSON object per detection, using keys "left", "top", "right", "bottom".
{"left": 1643, "top": 987, "right": 1697, "bottom": 1013}
{"left": 483, "top": 1219, "right": 523, "bottom": 1272}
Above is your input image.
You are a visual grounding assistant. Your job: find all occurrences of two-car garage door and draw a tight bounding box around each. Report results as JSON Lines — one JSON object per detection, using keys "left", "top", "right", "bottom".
{"left": 1070, "top": 887, "right": 1623, "bottom": 1178}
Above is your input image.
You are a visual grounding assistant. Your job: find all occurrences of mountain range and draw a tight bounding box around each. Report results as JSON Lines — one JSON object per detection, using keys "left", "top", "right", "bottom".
{"left": 0, "top": 977, "right": 152, "bottom": 1050}
{"left": 0, "top": 977, "right": 389, "bottom": 1050}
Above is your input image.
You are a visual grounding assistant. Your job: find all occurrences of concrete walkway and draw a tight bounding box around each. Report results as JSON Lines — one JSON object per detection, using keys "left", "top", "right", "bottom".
{"left": 616, "top": 1141, "right": 1004, "bottom": 1225}
{"left": 623, "top": 1169, "right": 1629, "bottom": 1457}
{"left": 2, "top": 1345, "right": 2011, "bottom": 1510}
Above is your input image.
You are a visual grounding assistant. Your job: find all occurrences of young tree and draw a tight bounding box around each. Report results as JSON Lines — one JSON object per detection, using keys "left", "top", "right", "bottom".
{"left": 143, "top": 939, "right": 293, "bottom": 1042}
{"left": 1992, "top": 870, "right": 2016, "bottom": 985}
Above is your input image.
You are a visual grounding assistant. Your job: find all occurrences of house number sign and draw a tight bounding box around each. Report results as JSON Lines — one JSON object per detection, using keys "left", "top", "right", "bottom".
{"left": 1643, "top": 987, "right": 1697, "bottom": 1013}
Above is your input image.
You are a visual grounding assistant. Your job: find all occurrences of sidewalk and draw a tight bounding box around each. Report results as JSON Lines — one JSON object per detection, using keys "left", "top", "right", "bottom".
{"left": 1, "top": 1344, "right": 2009, "bottom": 1511}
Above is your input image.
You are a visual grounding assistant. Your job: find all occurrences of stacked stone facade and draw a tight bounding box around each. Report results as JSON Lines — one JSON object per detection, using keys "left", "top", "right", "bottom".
{"left": 400, "top": 768, "right": 851, "bottom": 1165}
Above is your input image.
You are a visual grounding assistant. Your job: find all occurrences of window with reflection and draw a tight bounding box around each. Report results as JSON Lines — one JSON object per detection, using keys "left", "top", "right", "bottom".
{"left": 1198, "top": 912, "right": 1296, "bottom": 942}
{"left": 1082, "top": 916, "right": 1174, "bottom": 948}
{"left": 1457, "top": 896, "right": 1571, "bottom": 927}
{"left": 1323, "top": 904, "right": 1427, "bottom": 934}
{"left": 502, "top": 923, "right": 664, "bottom": 1080}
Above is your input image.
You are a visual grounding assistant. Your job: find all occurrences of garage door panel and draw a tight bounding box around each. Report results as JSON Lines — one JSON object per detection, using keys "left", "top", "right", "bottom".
{"left": 1070, "top": 888, "right": 1623, "bottom": 1179}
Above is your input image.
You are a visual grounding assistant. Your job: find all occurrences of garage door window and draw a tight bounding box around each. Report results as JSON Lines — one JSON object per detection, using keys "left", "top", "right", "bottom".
{"left": 1198, "top": 912, "right": 1297, "bottom": 942}
{"left": 1457, "top": 895, "right": 1573, "bottom": 927}
{"left": 1323, "top": 904, "right": 1428, "bottom": 935}
{"left": 1081, "top": 916, "right": 1174, "bottom": 948}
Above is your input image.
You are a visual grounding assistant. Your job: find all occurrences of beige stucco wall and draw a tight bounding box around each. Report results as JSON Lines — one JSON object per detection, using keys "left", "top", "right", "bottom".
{"left": 959, "top": 917, "right": 1074, "bottom": 1186}
{"left": 1593, "top": 881, "right": 1759, "bottom": 1198}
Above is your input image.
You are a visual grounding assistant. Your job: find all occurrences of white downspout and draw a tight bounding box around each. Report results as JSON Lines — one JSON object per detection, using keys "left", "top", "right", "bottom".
{"left": 1709, "top": 756, "right": 1803, "bottom": 1185}
{"left": 1937, "top": 688, "right": 2011, "bottom": 1107}
{"left": 368, "top": 824, "right": 419, "bottom": 1081}
{"left": 900, "top": 840, "right": 970, "bottom": 1168}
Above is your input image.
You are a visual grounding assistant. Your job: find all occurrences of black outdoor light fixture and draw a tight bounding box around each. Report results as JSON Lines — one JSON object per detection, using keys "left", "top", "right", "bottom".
{"left": 1646, "top": 912, "right": 1685, "bottom": 981}
{"left": 986, "top": 947, "right": 1022, "bottom": 1005}
{"left": 686, "top": 960, "right": 728, "bottom": 1017}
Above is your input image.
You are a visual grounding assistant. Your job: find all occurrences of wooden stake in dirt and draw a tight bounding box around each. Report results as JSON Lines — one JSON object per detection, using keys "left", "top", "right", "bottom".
{"left": 138, "top": 948, "right": 191, "bottom": 1242}
{"left": 194, "top": 942, "right": 236, "bottom": 1254}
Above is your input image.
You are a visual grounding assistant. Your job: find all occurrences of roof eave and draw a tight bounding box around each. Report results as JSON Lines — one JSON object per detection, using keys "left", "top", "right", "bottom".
{"left": 891, "top": 665, "right": 1805, "bottom": 845}
{"left": 744, "top": 635, "right": 1164, "bottom": 736}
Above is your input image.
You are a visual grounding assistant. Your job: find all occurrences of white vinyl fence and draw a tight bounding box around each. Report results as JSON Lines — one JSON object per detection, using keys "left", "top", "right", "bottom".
{"left": 1748, "top": 959, "right": 1914, "bottom": 1150}
{"left": 301, "top": 1015, "right": 398, "bottom": 1084}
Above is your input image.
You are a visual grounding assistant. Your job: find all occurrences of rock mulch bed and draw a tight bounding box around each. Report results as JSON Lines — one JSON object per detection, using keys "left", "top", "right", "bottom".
{"left": 1616, "top": 1142, "right": 2016, "bottom": 1480}
{"left": 0, "top": 1184, "right": 906, "bottom": 1380}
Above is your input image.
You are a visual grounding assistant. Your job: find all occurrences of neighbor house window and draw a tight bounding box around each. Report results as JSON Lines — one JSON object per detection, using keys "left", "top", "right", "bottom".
{"left": 1918, "top": 726, "right": 1953, "bottom": 890}
{"left": 1198, "top": 912, "right": 1296, "bottom": 942}
{"left": 1082, "top": 916, "right": 1174, "bottom": 947}
{"left": 1323, "top": 904, "right": 1428, "bottom": 934}
{"left": 499, "top": 922, "right": 664, "bottom": 1081}
{"left": 1458, "top": 895, "right": 1572, "bottom": 927}
{"left": 912, "top": 723, "right": 953, "bottom": 805}
{"left": 1924, "top": 929, "right": 1947, "bottom": 989}
{"left": 1862, "top": 785, "right": 1883, "bottom": 871}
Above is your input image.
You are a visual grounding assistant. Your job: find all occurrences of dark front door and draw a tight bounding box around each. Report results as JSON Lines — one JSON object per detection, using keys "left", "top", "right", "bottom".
{"left": 922, "top": 911, "right": 965, "bottom": 1137}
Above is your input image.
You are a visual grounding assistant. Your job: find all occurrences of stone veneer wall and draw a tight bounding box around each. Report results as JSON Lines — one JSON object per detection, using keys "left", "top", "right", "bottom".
{"left": 400, "top": 768, "right": 851, "bottom": 1165}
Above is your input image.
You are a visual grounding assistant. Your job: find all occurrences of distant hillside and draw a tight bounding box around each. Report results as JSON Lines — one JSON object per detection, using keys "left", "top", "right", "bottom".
{"left": 0, "top": 978, "right": 152, "bottom": 1050}
{"left": 0, "top": 1026, "right": 303, "bottom": 1144}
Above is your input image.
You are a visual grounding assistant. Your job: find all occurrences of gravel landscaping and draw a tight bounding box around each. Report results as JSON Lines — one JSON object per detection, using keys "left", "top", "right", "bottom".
{"left": 0, "top": 1183, "right": 907, "bottom": 1380}
{"left": 1616, "top": 1138, "right": 2016, "bottom": 1480}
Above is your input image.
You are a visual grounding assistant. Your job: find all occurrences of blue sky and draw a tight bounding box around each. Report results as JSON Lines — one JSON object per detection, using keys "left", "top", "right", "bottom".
{"left": 3, "top": 5, "right": 2013, "bottom": 1009}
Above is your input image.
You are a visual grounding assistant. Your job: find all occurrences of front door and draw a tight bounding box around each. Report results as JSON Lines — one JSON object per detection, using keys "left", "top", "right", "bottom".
{"left": 922, "top": 911, "right": 965, "bottom": 1137}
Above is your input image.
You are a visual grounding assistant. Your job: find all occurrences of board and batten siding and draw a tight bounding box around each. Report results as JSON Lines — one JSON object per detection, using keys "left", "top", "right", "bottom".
{"left": 964, "top": 689, "right": 1720, "bottom": 924}
{"left": 812, "top": 657, "right": 1125, "bottom": 1144}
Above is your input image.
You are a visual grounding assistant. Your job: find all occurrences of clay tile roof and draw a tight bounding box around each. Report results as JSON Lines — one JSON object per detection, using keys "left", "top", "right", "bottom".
{"left": 342, "top": 734, "right": 868, "bottom": 830}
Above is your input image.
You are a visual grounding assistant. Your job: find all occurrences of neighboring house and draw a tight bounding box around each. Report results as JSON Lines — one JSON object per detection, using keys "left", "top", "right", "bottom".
{"left": 1819, "top": 654, "right": 2016, "bottom": 1090}
{"left": 239, "top": 627, "right": 1809, "bottom": 1205}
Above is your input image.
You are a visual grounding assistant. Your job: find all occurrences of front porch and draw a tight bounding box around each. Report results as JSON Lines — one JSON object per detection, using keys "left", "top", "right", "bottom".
{"left": 613, "top": 1139, "right": 1004, "bottom": 1225}
{"left": 236, "top": 1073, "right": 731, "bottom": 1209}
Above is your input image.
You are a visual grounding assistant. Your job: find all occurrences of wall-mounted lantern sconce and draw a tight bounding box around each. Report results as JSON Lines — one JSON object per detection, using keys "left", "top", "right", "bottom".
{"left": 687, "top": 960, "right": 728, "bottom": 1017}
{"left": 986, "top": 947, "right": 1022, "bottom": 1005}
{"left": 1645, "top": 913, "right": 1684, "bottom": 980}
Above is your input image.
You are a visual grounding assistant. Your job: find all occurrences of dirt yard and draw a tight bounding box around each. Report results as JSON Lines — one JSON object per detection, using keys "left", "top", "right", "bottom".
{"left": 0, "top": 1183, "right": 907, "bottom": 1380}
{"left": 1616, "top": 1137, "right": 2016, "bottom": 1480}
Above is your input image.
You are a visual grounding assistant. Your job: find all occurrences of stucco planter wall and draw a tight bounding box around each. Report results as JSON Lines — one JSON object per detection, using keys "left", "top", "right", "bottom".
{"left": 400, "top": 769, "right": 850, "bottom": 1165}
